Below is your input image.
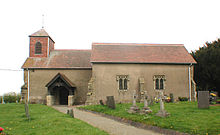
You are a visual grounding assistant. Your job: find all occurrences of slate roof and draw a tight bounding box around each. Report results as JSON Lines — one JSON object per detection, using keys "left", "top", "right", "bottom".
{"left": 22, "top": 50, "right": 91, "bottom": 69}
{"left": 91, "top": 43, "right": 196, "bottom": 64}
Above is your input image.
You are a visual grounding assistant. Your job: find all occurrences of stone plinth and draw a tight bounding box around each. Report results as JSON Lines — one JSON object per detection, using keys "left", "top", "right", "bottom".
{"left": 128, "top": 105, "right": 140, "bottom": 114}
{"left": 46, "top": 95, "right": 54, "bottom": 106}
{"left": 68, "top": 95, "right": 75, "bottom": 106}
{"left": 156, "top": 110, "right": 170, "bottom": 117}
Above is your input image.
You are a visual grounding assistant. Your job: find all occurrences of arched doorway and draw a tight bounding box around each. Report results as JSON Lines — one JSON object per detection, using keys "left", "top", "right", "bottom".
{"left": 46, "top": 73, "right": 76, "bottom": 106}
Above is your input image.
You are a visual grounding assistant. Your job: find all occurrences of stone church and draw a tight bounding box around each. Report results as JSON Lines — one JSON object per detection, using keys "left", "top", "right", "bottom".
{"left": 21, "top": 29, "right": 197, "bottom": 106}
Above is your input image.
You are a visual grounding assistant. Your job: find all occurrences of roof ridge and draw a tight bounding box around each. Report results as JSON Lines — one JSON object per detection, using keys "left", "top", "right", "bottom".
{"left": 92, "top": 43, "right": 184, "bottom": 46}
{"left": 54, "top": 49, "right": 91, "bottom": 51}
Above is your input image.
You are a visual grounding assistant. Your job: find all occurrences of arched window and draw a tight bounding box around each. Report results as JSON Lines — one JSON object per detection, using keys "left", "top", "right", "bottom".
{"left": 35, "top": 42, "right": 42, "bottom": 54}
{"left": 154, "top": 75, "right": 166, "bottom": 90}
{"left": 124, "top": 78, "right": 127, "bottom": 90}
{"left": 117, "top": 75, "right": 129, "bottom": 91}
{"left": 119, "top": 78, "right": 123, "bottom": 90}
{"left": 160, "top": 78, "right": 164, "bottom": 89}
{"left": 155, "top": 78, "right": 159, "bottom": 89}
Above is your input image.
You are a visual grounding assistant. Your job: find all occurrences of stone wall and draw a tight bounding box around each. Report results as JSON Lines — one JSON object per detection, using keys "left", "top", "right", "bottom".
{"left": 90, "top": 63, "right": 194, "bottom": 104}
{"left": 23, "top": 69, "right": 91, "bottom": 104}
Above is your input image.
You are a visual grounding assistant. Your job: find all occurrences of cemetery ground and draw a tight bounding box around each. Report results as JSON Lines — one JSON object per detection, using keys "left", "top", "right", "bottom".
{"left": 0, "top": 103, "right": 108, "bottom": 135}
{"left": 80, "top": 101, "right": 220, "bottom": 135}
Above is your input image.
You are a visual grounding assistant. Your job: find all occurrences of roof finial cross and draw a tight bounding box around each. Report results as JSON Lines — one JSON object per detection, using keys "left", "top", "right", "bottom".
{"left": 42, "top": 14, "right": 44, "bottom": 29}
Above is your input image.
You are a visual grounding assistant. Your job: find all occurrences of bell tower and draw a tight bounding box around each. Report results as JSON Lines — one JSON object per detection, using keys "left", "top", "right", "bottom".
{"left": 29, "top": 29, "right": 55, "bottom": 57}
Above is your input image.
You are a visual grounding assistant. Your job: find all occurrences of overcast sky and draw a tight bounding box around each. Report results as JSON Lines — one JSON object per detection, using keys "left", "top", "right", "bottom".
{"left": 0, "top": 0, "right": 220, "bottom": 95}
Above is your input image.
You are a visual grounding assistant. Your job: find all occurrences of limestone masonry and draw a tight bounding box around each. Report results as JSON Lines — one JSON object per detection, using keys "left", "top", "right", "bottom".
{"left": 21, "top": 29, "right": 197, "bottom": 106}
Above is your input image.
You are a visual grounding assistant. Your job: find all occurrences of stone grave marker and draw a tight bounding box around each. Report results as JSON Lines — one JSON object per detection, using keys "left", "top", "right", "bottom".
{"left": 106, "top": 96, "right": 116, "bottom": 109}
{"left": 140, "top": 91, "right": 152, "bottom": 114}
{"left": 198, "top": 91, "right": 209, "bottom": 109}
{"left": 67, "top": 109, "right": 74, "bottom": 118}
{"left": 156, "top": 90, "right": 169, "bottom": 117}
{"left": 170, "top": 93, "right": 174, "bottom": 103}
{"left": 99, "top": 100, "right": 104, "bottom": 106}
{"left": 128, "top": 90, "right": 140, "bottom": 113}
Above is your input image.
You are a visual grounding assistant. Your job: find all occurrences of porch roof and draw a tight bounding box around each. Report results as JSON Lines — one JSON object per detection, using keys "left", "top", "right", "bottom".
{"left": 45, "top": 73, "right": 76, "bottom": 88}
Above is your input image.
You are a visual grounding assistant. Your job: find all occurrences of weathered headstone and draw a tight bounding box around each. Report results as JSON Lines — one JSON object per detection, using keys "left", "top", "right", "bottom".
{"left": 99, "top": 100, "right": 104, "bottom": 106}
{"left": 140, "top": 91, "right": 152, "bottom": 114}
{"left": 170, "top": 93, "right": 174, "bottom": 103}
{"left": 148, "top": 97, "right": 154, "bottom": 106}
{"left": 106, "top": 96, "right": 116, "bottom": 109}
{"left": 67, "top": 109, "right": 74, "bottom": 118}
{"left": 198, "top": 91, "right": 209, "bottom": 109}
{"left": 128, "top": 90, "right": 140, "bottom": 114}
{"left": 156, "top": 91, "right": 169, "bottom": 117}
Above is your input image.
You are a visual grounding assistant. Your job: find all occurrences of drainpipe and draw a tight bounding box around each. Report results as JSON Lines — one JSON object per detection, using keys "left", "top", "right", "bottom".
{"left": 27, "top": 68, "right": 30, "bottom": 102}
{"left": 188, "top": 63, "right": 192, "bottom": 101}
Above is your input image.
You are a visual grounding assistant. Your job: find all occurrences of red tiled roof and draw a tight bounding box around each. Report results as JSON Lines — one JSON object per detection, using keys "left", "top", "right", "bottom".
{"left": 30, "top": 29, "right": 50, "bottom": 37}
{"left": 22, "top": 50, "right": 91, "bottom": 69}
{"left": 91, "top": 43, "right": 196, "bottom": 64}
{"left": 45, "top": 73, "right": 76, "bottom": 88}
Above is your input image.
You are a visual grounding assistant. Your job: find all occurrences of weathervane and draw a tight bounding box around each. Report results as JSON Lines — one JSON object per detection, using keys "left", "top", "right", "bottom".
{"left": 42, "top": 14, "right": 44, "bottom": 29}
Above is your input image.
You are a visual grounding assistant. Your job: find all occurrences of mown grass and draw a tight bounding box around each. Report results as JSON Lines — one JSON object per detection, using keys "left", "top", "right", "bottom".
{"left": 0, "top": 103, "right": 108, "bottom": 135}
{"left": 80, "top": 102, "right": 220, "bottom": 135}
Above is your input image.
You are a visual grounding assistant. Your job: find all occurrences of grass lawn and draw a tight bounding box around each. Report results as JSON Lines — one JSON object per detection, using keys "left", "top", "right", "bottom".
{"left": 0, "top": 103, "right": 108, "bottom": 135}
{"left": 80, "top": 102, "right": 220, "bottom": 135}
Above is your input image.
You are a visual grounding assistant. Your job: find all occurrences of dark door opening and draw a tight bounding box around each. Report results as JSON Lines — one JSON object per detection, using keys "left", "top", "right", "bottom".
{"left": 59, "top": 87, "right": 68, "bottom": 105}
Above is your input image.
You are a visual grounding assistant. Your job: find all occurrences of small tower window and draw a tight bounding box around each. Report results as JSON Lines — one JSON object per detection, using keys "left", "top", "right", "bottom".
{"left": 35, "top": 42, "right": 42, "bottom": 54}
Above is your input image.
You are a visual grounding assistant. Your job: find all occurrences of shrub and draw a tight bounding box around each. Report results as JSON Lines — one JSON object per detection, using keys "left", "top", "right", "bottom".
{"left": 2, "top": 92, "right": 21, "bottom": 103}
{"left": 178, "top": 97, "right": 188, "bottom": 101}
{"left": 4, "top": 95, "right": 17, "bottom": 103}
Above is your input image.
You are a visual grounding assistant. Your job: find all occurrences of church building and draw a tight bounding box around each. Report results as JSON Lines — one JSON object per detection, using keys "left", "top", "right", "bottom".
{"left": 21, "top": 29, "right": 197, "bottom": 106}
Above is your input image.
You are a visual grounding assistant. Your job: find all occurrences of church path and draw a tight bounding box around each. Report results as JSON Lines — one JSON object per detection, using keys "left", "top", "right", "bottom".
{"left": 53, "top": 105, "right": 162, "bottom": 135}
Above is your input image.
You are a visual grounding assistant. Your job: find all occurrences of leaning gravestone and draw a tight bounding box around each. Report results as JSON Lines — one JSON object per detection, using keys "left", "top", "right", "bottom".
{"left": 106, "top": 96, "right": 116, "bottom": 109}
{"left": 99, "top": 100, "right": 104, "bottom": 106}
{"left": 198, "top": 91, "right": 209, "bottom": 109}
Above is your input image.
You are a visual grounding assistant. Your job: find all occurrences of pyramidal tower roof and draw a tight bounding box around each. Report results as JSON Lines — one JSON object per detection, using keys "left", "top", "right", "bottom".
{"left": 29, "top": 28, "right": 54, "bottom": 42}
{"left": 29, "top": 29, "right": 50, "bottom": 37}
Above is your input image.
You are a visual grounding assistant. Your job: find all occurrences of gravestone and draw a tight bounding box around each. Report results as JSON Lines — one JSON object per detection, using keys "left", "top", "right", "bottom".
{"left": 106, "top": 96, "right": 116, "bottom": 109}
{"left": 99, "top": 100, "right": 104, "bottom": 106}
{"left": 198, "top": 91, "right": 209, "bottom": 109}
{"left": 148, "top": 97, "right": 154, "bottom": 106}
{"left": 67, "top": 109, "right": 74, "bottom": 118}
{"left": 128, "top": 90, "right": 140, "bottom": 113}
{"left": 170, "top": 93, "right": 174, "bottom": 103}
{"left": 156, "top": 91, "right": 169, "bottom": 117}
{"left": 140, "top": 91, "right": 152, "bottom": 114}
